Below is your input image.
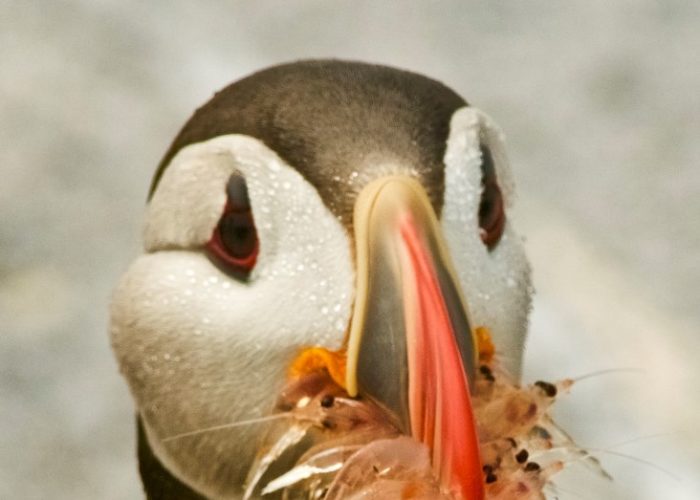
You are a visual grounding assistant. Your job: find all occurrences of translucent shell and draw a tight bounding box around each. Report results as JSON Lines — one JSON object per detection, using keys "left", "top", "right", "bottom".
{"left": 243, "top": 355, "right": 606, "bottom": 499}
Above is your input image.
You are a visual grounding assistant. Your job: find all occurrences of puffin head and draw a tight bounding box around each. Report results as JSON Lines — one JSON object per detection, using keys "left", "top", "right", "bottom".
{"left": 110, "top": 60, "right": 531, "bottom": 498}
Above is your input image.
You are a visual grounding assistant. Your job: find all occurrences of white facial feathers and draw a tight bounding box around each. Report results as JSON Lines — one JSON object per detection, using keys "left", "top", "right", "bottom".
{"left": 441, "top": 107, "right": 532, "bottom": 377}
{"left": 111, "top": 110, "right": 531, "bottom": 497}
{"left": 111, "top": 135, "right": 355, "bottom": 498}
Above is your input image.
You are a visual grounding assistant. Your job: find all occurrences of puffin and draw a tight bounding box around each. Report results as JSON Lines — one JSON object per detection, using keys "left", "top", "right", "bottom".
{"left": 110, "top": 60, "right": 532, "bottom": 499}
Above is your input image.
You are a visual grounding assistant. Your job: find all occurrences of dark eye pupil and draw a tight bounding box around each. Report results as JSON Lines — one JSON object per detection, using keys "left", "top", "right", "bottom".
{"left": 477, "top": 145, "right": 505, "bottom": 250}
{"left": 479, "top": 185, "right": 498, "bottom": 224}
{"left": 206, "top": 173, "right": 259, "bottom": 278}
{"left": 220, "top": 211, "right": 257, "bottom": 258}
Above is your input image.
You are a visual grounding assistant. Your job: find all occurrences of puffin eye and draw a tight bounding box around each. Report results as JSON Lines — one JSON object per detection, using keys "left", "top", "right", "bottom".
{"left": 206, "top": 173, "right": 259, "bottom": 279}
{"left": 478, "top": 145, "right": 505, "bottom": 250}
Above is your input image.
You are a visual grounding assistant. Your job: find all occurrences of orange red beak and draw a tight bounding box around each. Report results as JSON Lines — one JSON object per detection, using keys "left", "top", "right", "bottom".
{"left": 346, "top": 177, "right": 484, "bottom": 499}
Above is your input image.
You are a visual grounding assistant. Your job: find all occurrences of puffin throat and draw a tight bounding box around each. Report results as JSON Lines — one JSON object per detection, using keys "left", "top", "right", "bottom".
{"left": 345, "top": 176, "right": 484, "bottom": 499}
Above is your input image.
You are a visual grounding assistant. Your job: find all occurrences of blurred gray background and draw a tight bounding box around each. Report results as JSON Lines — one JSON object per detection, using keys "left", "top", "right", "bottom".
{"left": 2, "top": 1, "right": 698, "bottom": 498}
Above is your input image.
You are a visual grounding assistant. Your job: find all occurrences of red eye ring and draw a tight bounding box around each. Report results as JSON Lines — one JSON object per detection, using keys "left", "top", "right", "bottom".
{"left": 206, "top": 174, "right": 259, "bottom": 279}
{"left": 206, "top": 209, "right": 259, "bottom": 274}
{"left": 477, "top": 146, "right": 506, "bottom": 251}
{"left": 478, "top": 183, "right": 505, "bottom": 249}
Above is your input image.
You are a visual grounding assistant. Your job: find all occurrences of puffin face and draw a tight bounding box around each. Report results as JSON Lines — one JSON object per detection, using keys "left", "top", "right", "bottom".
{"left": 110, "top": 61, "right": 531, "bottom": 498}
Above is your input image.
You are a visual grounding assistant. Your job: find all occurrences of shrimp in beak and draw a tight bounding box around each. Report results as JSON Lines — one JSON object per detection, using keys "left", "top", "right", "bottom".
{"left": 345, "top": 176, "right": 484, "bottom": 500}
{"left": 251, "top": 176, "right": 604, "bottom": 499}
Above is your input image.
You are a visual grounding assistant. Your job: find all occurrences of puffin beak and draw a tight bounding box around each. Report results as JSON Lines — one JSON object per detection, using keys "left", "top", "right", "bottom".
{"left": 345, "top": 176, "right": 484, "bottom": 500}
